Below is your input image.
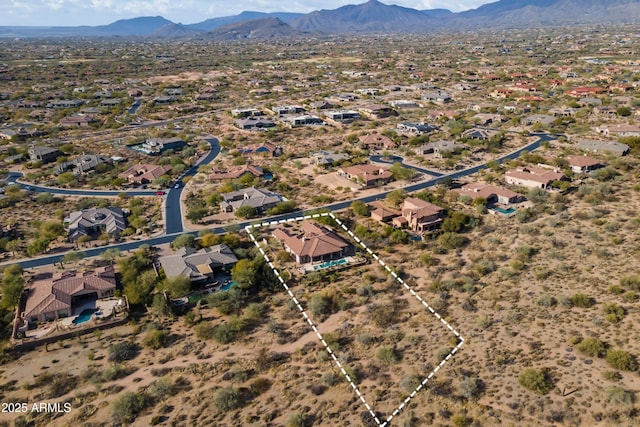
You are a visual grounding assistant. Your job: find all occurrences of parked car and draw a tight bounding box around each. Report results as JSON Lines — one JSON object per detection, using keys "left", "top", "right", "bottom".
{"left": 156, "top": 190, "right": 166, "bottom": 195}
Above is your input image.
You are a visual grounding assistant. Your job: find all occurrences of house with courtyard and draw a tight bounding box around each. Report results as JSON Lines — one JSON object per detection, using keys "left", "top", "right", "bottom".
{"left": 369, "top": 201, "right": 401, "bottom": 223}
{"left": 396, "top": 122, "right": 438, "bottom": 136}
{"left": 235, "top": 117, "right": 276, "bottom": 130}
{"left": 324, "top": 110, "right": 361, "bottom": 123}
{"left": 597, "top": 124, "right": 640, "bottom": 138}
{"left": 505, "top": 166, "right": 567, "bottom": 189}
{"left": 22, "top": 266, "right": 116, "bottom": 324}
{"left": 209, "top": 164, "right": 265, "bottom": 181}
{"left": 310, "top": 150, "right": 350, "bottom": 166}
{"left": 59, "top": 115, "right": 97, "bottom": 127}
{"left": 237, "top": 142, "right": 282, "bottom": 157}
{"left": 66, "top": 207, "right": 127, "bottom": 241}
{"left": 338, "top": 164, "right": 394, "bottom": 187}
{"left": 118, "top": 164, "right": 172, "bottom": 185}
{"left": 159, "top": 244, "right": 238, "bottom": 284}
{"left": 231, "top": 107, "right": 264, "bottom": 118}
{"left": 415, "top": 140, "right": 465, "bottom": 158}
{"left": 29, "top": 146, "right": 62, "bottom": 164}
{"left": 454, "top": 182, "right": 523, "bottom": 205}
{"left": 220, "top": 187, "right": 283, "bottom": 214}
{"left": 55, "top": 155, "right": 112, "bottom": 175}
{"left": 272, "top": 221, "right": 354, "bottom": 264}
{"left": 359, "top": 133, "right": 396, "bottom": 150}
{"left": 287, "top": 115, "right": 325, "bottom": 127}
{"left": 394, "top": 197, "right": 446, "bottom": 233}
{"left": 462, "top": 128, "right": 497, "bottom": 141}
{"left": 359, "top": 104, "right": 395, "bottom": 119}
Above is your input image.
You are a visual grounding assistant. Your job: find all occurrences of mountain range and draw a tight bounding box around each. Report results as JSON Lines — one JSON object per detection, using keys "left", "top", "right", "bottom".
{"left": 1, "top": 0, "right": 639, "bottom": 39}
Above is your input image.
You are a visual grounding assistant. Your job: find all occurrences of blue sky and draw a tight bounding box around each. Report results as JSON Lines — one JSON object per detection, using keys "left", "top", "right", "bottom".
{"left": 2, "top": 0, "right": 490, "bottom": 26}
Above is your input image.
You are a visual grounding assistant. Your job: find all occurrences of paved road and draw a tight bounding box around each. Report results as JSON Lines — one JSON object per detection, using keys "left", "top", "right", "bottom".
{"left": 370, "top": 154, "right": 445, "bottom": 177}
{"left": 4, "top": 134, "right": 554, "bottom": 270}
{"left": 6, "top": 173, "right": 159, "bottom": 197}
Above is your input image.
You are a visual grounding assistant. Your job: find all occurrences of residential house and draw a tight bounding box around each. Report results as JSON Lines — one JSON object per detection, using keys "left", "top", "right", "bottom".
{"left": 359, "top": 104, "right": 395, "bottom": 119}
{"left": 272, "top": 105, "right": 305, "bottom": 115}
{"left": 59, "top": 115, "right": 97, "bottom": 127}
{"left": 235, "top": 117, "right": 276, "bottom": 130}
{"left": 46, "top": 99, "right": 84, "bottom": 108}
{"left": 338, "top": 164, "right": 394, "bottom": 187}
{"left": 311, "top": 100, "right": 336, "bottom": 110}
{"left": 549, "top": 107, "right": 579, "bottom": 117}
{"left": 454, "top": 183, "right": 522, "bottom": 205}
{"left": 415, "top": 140, "right": 465, "bottom": 158}
{"left": 139, "top": 137, "right": 186, "bottom": 155}
{"left": 566, "top": 87, "right": 604, "bottom": 98}
{"left": 159, "top": 245, "right": 238, "bottom": 284}
{"left": 231, "top": 107, "right": 264, "bottom": 118}
{"left": 472, "top": 113, "right": 505, "bottom": 125}
{"left": 576, "top": 139, "right": 630, "bottom": 156}
{"left": 394, "top": 197, "right": 445, "bottom": 233}
{"left": 272, "top": 221, "right": 353, "bottom": 264}
{"left": 29, "top": 146, "right": 62, "bottom": 164}
{"left": 523, "top": 114, "right": 555, "bottom": 126}
{"left": 389, "top": 100, "right": 421, "bottom": 109}
{"left": 220, "top": 187, "right": 283, "bottom": 213}
{"left": 565, "top": 155, "right": 603, "bottom": 173}
{"left": 422, "top": 91, "right": 451, "bottom": 104}
{"left": 505, "top": 166, "right": 566, "bottom": 189}
{"left": 369, "top": 202, "right": 401, "bottom": 223}
{"left": 597, "top": 124, "right": 640, "bottom": 138}
{"left": 287, "top": 115, "right": 325, "bottom": 127}
{"left": 310, "top": 150, "right": 350, "bottom": 166}
{"left": 22, "top": 266, "right": 116, "bottom": 324}
{"left": 359, "top": 133, "right": 396, "bottom": 150}
{"left": 462, "top": 128, "right": 497, "bottom": 141}
{"left": 66, "top": 207, "right": 127, "bottom": 241}
{"left": 397, "top": 122, "right": 438, "bottom": 135}
{"left": 325, "top": 110, "right": 361, "bottom": 123}
{"left": 153, "top": 96, "right": 176, "bottom": 104}
{"left": 100, "top": 98, "right": 122, "bottom": 108}
{"left": 118, "top": 164, "right": 172, "bottom": 185}
{"left": 209, "top": 164, "right": 265, "bottom": 181}
{"left": 56, "top": 155, "right": 112, "bottom": 175}
{"left": 0, "top": 127, "right": 47, "bottom": 140}
{"left": 593, "top": 106, "right": 617, "bottom": 116}
{"left": 237, "top": 142, "right": 282, "bottom": 157}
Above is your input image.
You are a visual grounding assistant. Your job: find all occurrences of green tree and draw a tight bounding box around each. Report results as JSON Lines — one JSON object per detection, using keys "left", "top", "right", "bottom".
{"left": 111, "top": 391, "right": 148, "bottom": 422}
{"left": 518, "top": 368, "right": 553, "bottom": 394}
{"left": 231, "top": 259, "right": 257, "bottom": 291}
{"left": 234, "top": 206, "right": 257, "bottom": 219}
{"left": 606, "top": 349, "right": 638, "bottom": 371}
{"left": 62, "top": 250, "right": 85, "bottom": 267}
{"left": 350, "top": 200, "right": 370, "bottom": 216}
{"left": 142, "top": 329, "right": 168, "bottom": 350}
{"left": 172, "top": 234, "right": 195, "bottom": 249}
{"left": 159, "top": 275, "right": 191, "bottom": 298}
{"left": 123, "top": 269, "right": 157, "bottom": 305}
{"left": 441, "top": 211, "right": 471, "bottom": 233}
{"left": 1, "top": 267, "right": 24, "bottom": 308}
{"left": 576, "top": 337, "right": 606, "bottom": 357}
{"left": 390, "top": 162, "right": 417, "bottom": 181}
{"left": 385, "top": 189, "right": 407, "bottom": 208}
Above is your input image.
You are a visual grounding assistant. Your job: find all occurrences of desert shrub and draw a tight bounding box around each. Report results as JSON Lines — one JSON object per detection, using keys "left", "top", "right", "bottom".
{"left": 194, "top": 321, "right": 216, "bottom": 340}
{"left": 142, "top": 329, "right": 168, "bottom": 350}
{"left": 308, "top": 289, "right": 344, "bottom": 319}
{"left": 458, "top": 376, "right": 483, "bottom": 400}
{"left": 518, "top": 368, "right": 553, "bottom": 395}
{"left": 438, "top": 232, "right": 469, "bottom": 250}
{"left": 603, "top": 303, "right": 625, "bottom": 323}
{"left": 111, "top": 391, "right": 149, "bottom": 422}
{"left": 436, "top": 346, "right": 453, "bottom": 361}
{"left": 602, "top": 370, "right": 622, "bottom": 382}
{"left": 369, "top": 304, "right": 400, "bottom": 328}
{"left": 108, "top": 342, "right": 140, "bottom": 362}
{"left": 620, "top": 275, "right": 640, "bottom": 291}
{"left": 473, "top": 259, "right": 494, "bottom": 276}
{"left": 605, "top": 386, "right": 635, "bottom": 406}
{"left": 570, "top": 293, "right": 593, "bottom": 308}
{"left": 576, "top": 337, "right": 606, "bottom": 358}
{"left": 606, "top": 349, "right": 638, "bottom": 371}
{"left": 376, "top": 346, "right": 398, "bottom": 365}
{"left": 213, "top": 387, "right": 241, "bottom": 412}
{"left": 537, "top": 294, "right": 556, "bottom": 307}
{"left": 420, "top": 252, "right": 438, "bottom": 267}
{"left": 148, "top": 377, "right": 175, "bottom": 400}
{"left": 475, "top": 315, "right": 491, "bottom": 329}
{"left": 400, "top": 374, "right": 421, "bottom": 393}
{"left": 287, "top": 413, "right": 310, "bottom": 427}
{"left": 622, "top": 291, "right": 638, "bottom": 302}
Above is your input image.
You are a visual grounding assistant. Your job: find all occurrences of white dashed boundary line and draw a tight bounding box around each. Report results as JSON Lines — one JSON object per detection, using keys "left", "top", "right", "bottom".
{"left": 245, "top": 212, "right": 464, "bottom": 426}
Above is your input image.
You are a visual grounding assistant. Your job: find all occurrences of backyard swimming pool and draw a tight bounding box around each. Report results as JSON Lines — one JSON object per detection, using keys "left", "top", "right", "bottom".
{"left": 221, "top": 281, "right": 237, "bottom": 291}
{"left": 72, "top": 308, "right": 96, "bottom": 325}
{"left": 493, "top": 206, "right": 516, "bottom": 215}
{"left": 313, "top": 258, "right": 348, "bottom": 270}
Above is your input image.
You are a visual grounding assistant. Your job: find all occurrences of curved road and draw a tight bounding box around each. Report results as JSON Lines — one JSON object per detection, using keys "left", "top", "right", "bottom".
{"left": 369, "top": 154, "right": 444, "bottom": 177}
{"left": 4, "top": 133, "right": 554, "bottom": 270}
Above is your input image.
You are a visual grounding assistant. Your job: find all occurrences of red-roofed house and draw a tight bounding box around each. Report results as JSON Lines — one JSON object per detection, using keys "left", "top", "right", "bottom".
{"left": 565, "top": 155, "right": 603, "bottom": 173}
{"left": 338, "top": 164, "right": 394, "bottom": 187}
{"left": 359, "top": 133, "right": 396, "bottom": 150}
{"left": 118, "top": 164, "right": 172, "bottom": 185}
{"left": 272, "top": 222, "right": 353, "bottom": 264}
{"left": 22, "top": 267, "right": 116, "bottom": 324}
{"left": 505, "top": 166, "right": 566, "bottom": 189}
{"left": 394, "top": 197, "right": 445, "bottom": 233}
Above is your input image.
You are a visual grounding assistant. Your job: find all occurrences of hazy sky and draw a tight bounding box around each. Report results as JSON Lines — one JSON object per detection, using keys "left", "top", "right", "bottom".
{"left": 2, "top": 0, "right": 490, "bottom": 26}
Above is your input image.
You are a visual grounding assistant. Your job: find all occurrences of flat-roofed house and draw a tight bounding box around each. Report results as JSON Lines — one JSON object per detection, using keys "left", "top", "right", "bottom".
{"left": 23, "top": 266, "right": 116, "bottom": 324}
{"left": 505, "top": 167, "right": 566, "bottom": 189}
{"left": 576, "top": 139, "right": 630, "bottom": 156}
{"left": 159, "top": 245, "right": 238, "bottom": 284}
{"left": 29, "top": 146, "right": 62, "bottom": 164}
{"left": 272, "top": 221, "right": 353, "bottom": 264}
{"left": 395, "top": 197, "right": 445, "bottom": 233}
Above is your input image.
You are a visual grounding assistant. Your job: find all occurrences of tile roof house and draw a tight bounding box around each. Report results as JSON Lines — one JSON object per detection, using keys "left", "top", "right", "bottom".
{"left": 139, "top": 137, "right": 186, "bottom": 155}
{"left": 338, "top": 164, "right": 394, "bottom": 187}
{"left": 55, "top": 154, "right": 112, "bottom": 175}
{"left": 565, "top": 155, "right": 603, "bottom": 173}
{"left": 29, "top": 146, "right": 63, "bottom": 164}
{"left": 272, "top": 222, "right": 353, "bottom": 264}
{"left": 369, "top": 201, "right": 401, "bottom": 223}
{"left": 394, "top": 197, "right": 445, "bottom": 233}
{"left": 237, "top": 142, "right": 283, "bottom": 157}
{"left": 415, "top": 140, "right": 465, "bottom": 158}
{"left": 209, "top": 164, "right": 265, "bottom": 181}
{"left": 359, "top": 133, "right": 397, "bottom": 150}
{"left": 118, "top": 164, "right": 172, "bottom": 185}
{"left": 159, "top": 245, "right": 238, "bottom": 284}
{"left": 59, "top": 115, "right": 98, "bottom": 127}
{"left": 220, "top": 187, "right": 283, "bottom": 213}
{"left": 505, "top": 166, "right": 566, "bottom": 189}
{"left": 23, "top": 266, "right": 116, "bottom": 323}
{"left": 597, "top": 124, "right": 640, "bottom": 138}
{"left": 454, "top": 182, "right": 522, "bottom": 205}
{"left": 66, "top": 207, "right": 127, "bottom": 241}
{"left": 576, "top": 139, "right": 630, "bottom": 156}
{"left": 462, "top": 128, "right": 497, "bottom": 141}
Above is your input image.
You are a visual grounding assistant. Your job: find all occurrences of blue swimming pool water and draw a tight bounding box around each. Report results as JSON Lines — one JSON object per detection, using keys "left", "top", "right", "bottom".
{"left": 221, "top": 281, "right": 237, "bottom": 291}
{"left": 314, "top": 259, "right": 347, "bottom": 270}
{"left": 493, "top": 207, "right": 516, "bottom": 215}
{"left": 264, "top": 173, "right": 273, "bottom": 181}
{"left": 72, "top": 308, "right": 96, "bottom": 325}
